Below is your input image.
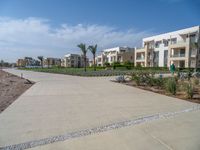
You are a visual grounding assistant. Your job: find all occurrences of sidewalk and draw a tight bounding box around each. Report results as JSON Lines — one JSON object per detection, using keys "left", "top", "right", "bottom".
{"left": 0, "top": 69, "right": 199, "bottom": 150}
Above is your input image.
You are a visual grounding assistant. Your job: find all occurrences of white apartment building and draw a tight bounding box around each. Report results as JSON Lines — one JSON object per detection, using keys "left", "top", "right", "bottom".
{"left": 135, "top": 26, "right": 200, "bottom": 68}
{"left": 61, "top": 54, "right": 89, "bottom": 68}
{"left": 96, "top": 47, "right": 135, "bottom": 66}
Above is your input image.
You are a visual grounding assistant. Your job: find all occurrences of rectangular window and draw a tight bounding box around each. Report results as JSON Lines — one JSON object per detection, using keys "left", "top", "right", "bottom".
{"left": 153, "top": 51, "right": 159, "bottom": 67}
{"left": 171, "top": 38, "right": 177, "bottom": 44}
{"left": 155, "top": 41, "right": 162, "bottom": 48}
{"left": 118, "top": 56, "right": 122, "bottom": 61}
{"left": 163, "top": 40, "right": 168, "bottom": 47}
{"left": 164, "top": 50, "right": 168, "bottom": 67}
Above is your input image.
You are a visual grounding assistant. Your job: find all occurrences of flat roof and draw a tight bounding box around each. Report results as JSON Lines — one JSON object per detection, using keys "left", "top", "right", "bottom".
{"left": 143, "top": 26, "right": 200, "bottom": 42}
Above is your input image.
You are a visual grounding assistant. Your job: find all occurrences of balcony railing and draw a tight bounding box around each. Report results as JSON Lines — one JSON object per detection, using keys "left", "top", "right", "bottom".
{"left": 169, "top": 39, "right": 190, "bottom": 46}
{"left": 190, "top": 51, "right": 197, "bottom": 56}
{"left": 170, "top": 54, "right": 185, "bottom": 58}
{"left": 136, "top": 57, "right": 145, "bottom": 60}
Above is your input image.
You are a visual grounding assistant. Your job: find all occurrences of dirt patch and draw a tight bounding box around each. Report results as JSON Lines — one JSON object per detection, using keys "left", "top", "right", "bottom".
{"left": 0, "top": 70, "right": 34, "bottom": 113}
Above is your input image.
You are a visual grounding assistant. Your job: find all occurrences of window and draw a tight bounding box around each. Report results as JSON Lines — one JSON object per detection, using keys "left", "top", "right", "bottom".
{"left": 153, "top": 51, "right": 159, "bottom": 67}
{"left": 164, "top": 50, "right": 168, "bottom": 67}
{"left": 113, "top": 56, "right": 116, "bottom": 61}
{"left": 171, "top": 38, "right": 177, "bottom": 44}
{"left": 118, "top": 56, "right": 122, "bottom": 61}
{"left": 155, "top": 41, "right": 162, "bottom": 48}
{"left": 163, "top": 40, "right": 168, "bottom": 47}
{"left": 180, "top": 49, "right": 185, "bottom": 57}
{"left": 190, "top": 34, "right": 197, "bottom": 43}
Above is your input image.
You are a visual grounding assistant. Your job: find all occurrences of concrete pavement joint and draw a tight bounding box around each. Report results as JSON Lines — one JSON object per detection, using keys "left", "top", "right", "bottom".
{"left": 1, "top": 105, "right": 200, "bottom": 150}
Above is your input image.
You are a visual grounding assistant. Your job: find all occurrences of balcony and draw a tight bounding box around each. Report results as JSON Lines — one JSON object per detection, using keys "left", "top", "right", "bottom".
{"left": 136, "top": 47, "right": 146, "bottom": 52}
{"left": 147, "top": 54, "right": 153, "bottom": 60}
{"left": 170, "top": 53, "right": 185, "bottom": 58}
{"left": 190, "top": 50, "right": 197, "bottom": 57}
{"left": 169, "top": 39, "right": 188, "bottom": 49}
{"left": 136, "top": 57, "right": 145, "bottom": 60}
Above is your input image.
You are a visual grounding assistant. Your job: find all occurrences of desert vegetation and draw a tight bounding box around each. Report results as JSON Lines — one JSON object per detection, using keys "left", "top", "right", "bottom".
{"left": 116, "top": 70, "right": 200, "bottom": 103}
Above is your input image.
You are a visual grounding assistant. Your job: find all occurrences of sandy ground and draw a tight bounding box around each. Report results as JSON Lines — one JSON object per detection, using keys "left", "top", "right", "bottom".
{"left": 0, "top": 70, "right": 33, "bottom": 113}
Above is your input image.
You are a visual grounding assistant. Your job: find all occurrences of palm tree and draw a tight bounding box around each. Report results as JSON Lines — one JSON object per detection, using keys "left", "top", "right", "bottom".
{"left": 88, "top": 44, "right": 97, "bottom": 71}
{"left": 47, "top": 58, "right": 50, "bottom": 69}
{"left": 38, "top": 56, "right": 44, "bottom": 68}
{"left": 77, "top": 43, "right": 87, "bottom": 72}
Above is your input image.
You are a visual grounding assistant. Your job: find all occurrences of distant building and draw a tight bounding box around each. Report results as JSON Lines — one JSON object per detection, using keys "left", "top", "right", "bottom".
{"left": 16, "top": 57, "right": 40, "bottom": 67}
{"left": 16, "top": 59, "right": 26, "bottom": 67}
{"left": 96, "top": 47, "right": 135, "bottom": 66}
{"left": 89, "top": 60, "right": 94, "bottom": 67}
{"left": 44, "top": 57, "right": 61, "bottom": 67}
{"left": 61, "top": 54, "right": 89, "bottom": 68}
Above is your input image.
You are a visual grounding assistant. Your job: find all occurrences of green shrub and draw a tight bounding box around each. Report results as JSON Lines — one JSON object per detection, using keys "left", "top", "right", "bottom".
{"left": 131, "top": 71, "right": 157, "bottom": 86}
{"left": 177, "top": 71, "right": 180, "bottom": 78}
{"left": 112, "top": 61, "right": 121, "bottom": 70}
{"left": 187, "top": 71, "right": 192, "bottom": 80}
{"left": 186, "top": 83, "right": 194, "bottom": 99}
{"left": 152, "top": 78, "right": 165, "bottom": 87}
{"left": 123, "top": 61, "right": 134, "bottom": 70}
{"left": 192, "top": 78, "right": 199, "bottom": 85}
{"left": 165, "top": 78, "right": 177, "bottom": 95}
{"left": 132, "top": 76, "right": 141, "bottom": 86}
{"left": 104, "top": 62, "right": 110, "bottom": 67}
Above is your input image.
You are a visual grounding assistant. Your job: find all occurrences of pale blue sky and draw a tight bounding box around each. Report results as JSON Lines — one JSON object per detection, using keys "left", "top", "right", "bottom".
{"left": 0, "top": 0, "right": 199, "bottom": 62}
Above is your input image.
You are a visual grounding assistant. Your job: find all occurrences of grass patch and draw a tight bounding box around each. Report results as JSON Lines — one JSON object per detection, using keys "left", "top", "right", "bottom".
{"left": 19, "top": 66, "right": 170, "bottom": 77}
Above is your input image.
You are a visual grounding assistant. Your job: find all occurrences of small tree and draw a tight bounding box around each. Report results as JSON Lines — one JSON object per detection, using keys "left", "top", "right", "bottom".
{"left": 0, "top": 60, "right": 4, "bottom": 70}
{"left": 186, "top": 82, "right": 194, "bottom": 99}
{"left": 38, "top": 56, "right": 44, "bottom": 68}
{"left": 47, "top": 58, "right": 50, "bottom": 68}
{"left": 104, "top": 62, "right": 110, "bottom": 67}
{"left": 77, "top": 43, "right": 87, "bottom": 72}
{"left": 88, "top": 44, "right": 97, "bottom": 71}
{"left": 165, "top": 78, "right": 177, "bottom": 95}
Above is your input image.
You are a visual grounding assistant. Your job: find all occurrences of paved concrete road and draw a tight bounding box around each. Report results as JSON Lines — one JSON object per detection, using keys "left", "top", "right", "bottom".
{"left": 0, "top": 69, "right": 200, "bottom": 150}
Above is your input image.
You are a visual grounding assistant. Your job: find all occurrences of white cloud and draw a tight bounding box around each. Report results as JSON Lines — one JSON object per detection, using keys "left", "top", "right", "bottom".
{"left": 0, "top": 17, "right": 153, "bottom": 62}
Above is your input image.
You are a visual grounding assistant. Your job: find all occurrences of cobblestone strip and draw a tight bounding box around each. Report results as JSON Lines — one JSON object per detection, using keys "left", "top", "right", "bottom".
{"left": 1, "top": 105, "right": 200, "bottom": 150}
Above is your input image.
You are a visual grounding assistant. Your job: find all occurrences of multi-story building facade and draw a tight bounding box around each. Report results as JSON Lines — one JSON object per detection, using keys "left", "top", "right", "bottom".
{"left": 96, "top": 47, "right": 135, "bottom": 66}
{"left": 16, "top": 59, "right": 26, "bottom": 67}
{"left": 61, "top": 54, "right": 89, "bottom": 68}
{"left": 135, "top": 26, "right": 200, "bottom": 68}
{"left": 16, "top": 57, "right": 40, "bottom": 67}
{"left": 44, "top": 57, "right": 61, "bottom": 67}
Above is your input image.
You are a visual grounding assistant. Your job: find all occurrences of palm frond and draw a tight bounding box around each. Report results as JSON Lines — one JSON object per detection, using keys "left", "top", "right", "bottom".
{"left": 77, "top": 43, "right": 87, "bottom": 55}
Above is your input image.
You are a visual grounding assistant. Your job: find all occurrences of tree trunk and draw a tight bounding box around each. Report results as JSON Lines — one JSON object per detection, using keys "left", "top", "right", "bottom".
{"left": 84, "top": 55, "right": 86, "bottom": 72}
{"left": 41, "top": 60, "right": 43, "bottom": 69}
{"left": 93, "top": 55, "right": 96, "bottom": 71}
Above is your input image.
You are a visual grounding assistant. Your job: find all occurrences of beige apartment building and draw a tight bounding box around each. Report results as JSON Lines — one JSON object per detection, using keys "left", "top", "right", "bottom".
{"left": 61, "top": 54, "right": 89, "bottom": 68}
{"left": 96, "top": 47, "right": 135, "bottom": 66}
{"left": 16, "top": 57, "right": 40, "bottom": 67}
{"left": 16, "top": 59, "right": 26, "bottom": 67}
{"left": 44, "top": 57, "right": 61, "bottom": 67}
{"left": 135, "top": 26, "right": 200, "bottom": 68}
